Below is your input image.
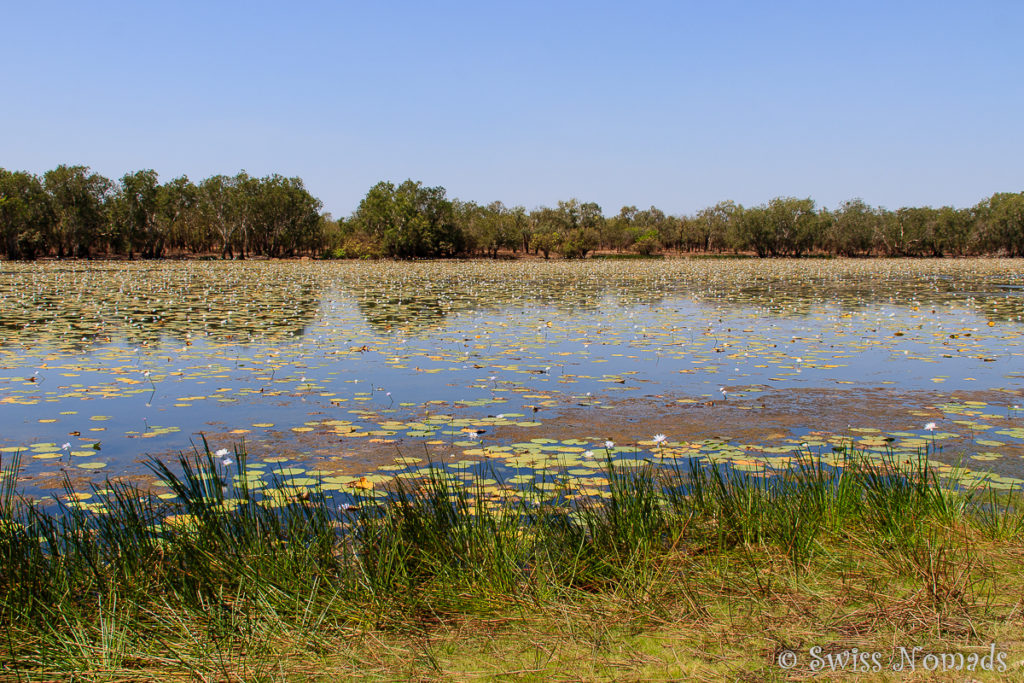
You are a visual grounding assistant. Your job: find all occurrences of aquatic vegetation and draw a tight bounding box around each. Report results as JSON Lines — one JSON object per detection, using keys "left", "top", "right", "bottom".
{"left": 3, "top": 440, "right": 1024, "bottom": 678}
{"left": 0, "top": 259, "right": 1021, "bottom": 503}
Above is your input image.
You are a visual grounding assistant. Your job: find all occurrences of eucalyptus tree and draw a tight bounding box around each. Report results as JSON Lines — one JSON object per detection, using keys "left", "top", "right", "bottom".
{"left": 550, "top": 199, "right": 602, "bottom": 258}
{"left": 409, "top": 181, "right": 463, "bottom": 257}
{"left": 607, "top": 206, "right": 638, "bottom": 252}
{"left": 826, "top": 199, "right": 878, "bottom": 256}
{"left": 0, "top": 169, "right": 51, "bottom": 259}
{"left": 769, "top": 197, "right": 820, "bottom": 256}
{"left": 935, "top": 206, "right": 972, "bottom": 257}
{"left": 158, "top": 176, "right": 204, "bottom": 253}
{"left": 509, "top": 205, "right": 529, "bottom": 254}
{"left": 917, "top": 205, "right": 973, "bottom": 257}
{"left": 889, "top": 207, "right": 945, "bottom": 257}
{"left": 873, "top": 209, "right": 905, "bottom": 256}
{"left": 678, "top": 214, "right": 703, "bottom": 252}
{"left": 198, "top": 173, "right": 258, "bottom": 258}
{"left": 43, "top": 165, "right": 113, "bottom": 257}
{"left": 315, "top": 213, "right": 340, "bottom": 255}
{"left": 350, "top": 180, "right": 462, "bottom": 257}
{"left": 528, "top": 207, "right": 561, "bottom": 258}
{"left": 453, "top": 199, "right": 484, "bottom": 254}
{"left": 737, "top": 197, "right": 819, "bottom": 257}
{"left": 115, "top": 169, "right": 163, "bottom": 258}
{"left": 248, "top": 174, "right": 323, "bottom": 257}
{"left": 232, "top": 172, "right": 261, "bottom": 258}
{"left": 198, "top": 175, "right": 234, "bottom": 257}
{"left": 689, "top": 200, "right": 740, "bottom": 253}
{"left": 735, "top": 204, "right": 770, "bottom": 256}
{"left": 349, "top": 181, "right": 394, "bottom": 246}
{"left": 632, "top": 206, "right": 672, "bottom": 253}
{"left": 975, "top": 192, "right": 1024, "bottom": 256}
{"left": 473, "top": 201, "right": 517, "bottom": 257}
{"left": 574, "top": 200, "right": 605, "bottom": 252}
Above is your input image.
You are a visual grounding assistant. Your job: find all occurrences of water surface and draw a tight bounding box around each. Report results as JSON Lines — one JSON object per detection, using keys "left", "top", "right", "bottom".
{"left": 1, "top": 259, "right": 1022, "bottom": 500}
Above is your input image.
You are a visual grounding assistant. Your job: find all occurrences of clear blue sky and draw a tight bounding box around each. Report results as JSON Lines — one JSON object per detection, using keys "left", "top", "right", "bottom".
{"left": 2, "top": 1, "right": 1022, "bottom": 217}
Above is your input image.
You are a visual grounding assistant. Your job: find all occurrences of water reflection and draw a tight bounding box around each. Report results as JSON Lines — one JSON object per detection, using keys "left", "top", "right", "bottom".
{"left": 0, "top": 263, "right": 321, "bottom": 349}
{"left": 1, "top": 259, "right": 1023, "bottom": 498}
{"left": 1, "top": 260, "right": 1021, "bottom": 346}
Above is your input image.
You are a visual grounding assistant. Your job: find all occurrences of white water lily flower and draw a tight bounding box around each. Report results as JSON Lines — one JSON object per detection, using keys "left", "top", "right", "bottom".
{"left": 61, "top": 442, "right": 71, "bottom": 450}
{"left": 583, "top": 450, "right": 594, "bottom": 458}
{"left": 605, "top": 440, "right": 615, "bottom": 449}
{"left": 924, "top": 422, "right": 937, "bottom": 431}
{"left": 222, "top": 458, "right": 233, "bottom": 467}
{"left": 652, "top": 434, "right": 667, "bottom": 444}
{"left": 215, "top": 448, "right": 230, "bottom": 457}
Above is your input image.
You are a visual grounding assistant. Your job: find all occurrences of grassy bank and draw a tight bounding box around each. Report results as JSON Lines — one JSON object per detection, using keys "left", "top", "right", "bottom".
{"left": 2, "top": 444, "right": 1024, "bottom": 680}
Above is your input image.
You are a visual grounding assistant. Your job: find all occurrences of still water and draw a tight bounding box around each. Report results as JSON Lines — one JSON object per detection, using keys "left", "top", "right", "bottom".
{"left": 1, "top": 259, "right": 1022, "bottom": 499}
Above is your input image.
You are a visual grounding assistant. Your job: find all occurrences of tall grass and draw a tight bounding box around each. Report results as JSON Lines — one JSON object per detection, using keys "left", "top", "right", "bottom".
{"left": 0, "top": 440, "right": 1017, "bottom": 676}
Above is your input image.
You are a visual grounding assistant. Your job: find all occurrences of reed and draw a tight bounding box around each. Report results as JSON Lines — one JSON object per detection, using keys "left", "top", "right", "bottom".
{"left": 0, "top": 440, "right": 1019, "bottom": 678}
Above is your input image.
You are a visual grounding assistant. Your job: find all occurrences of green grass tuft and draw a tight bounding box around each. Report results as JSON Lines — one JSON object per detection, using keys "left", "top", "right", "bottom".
{"left": 2, "top": 441, "right": 1023, "bottom": 678}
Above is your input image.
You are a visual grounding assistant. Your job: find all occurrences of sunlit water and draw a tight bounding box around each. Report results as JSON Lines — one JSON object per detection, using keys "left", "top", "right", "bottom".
{"left": 1, "top": 259, "right": 1022, "bottom": 500}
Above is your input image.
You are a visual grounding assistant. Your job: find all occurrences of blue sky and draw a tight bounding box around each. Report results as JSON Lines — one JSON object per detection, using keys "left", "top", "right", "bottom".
{"left": 2, "top": 1, "right": 1022, "bottom": 217}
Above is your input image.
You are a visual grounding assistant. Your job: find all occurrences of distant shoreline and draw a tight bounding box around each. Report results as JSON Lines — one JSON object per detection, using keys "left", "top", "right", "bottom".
{"left": 2, "top": 250, "right": 1021, "bottom": 263}
{"left": 3, "top": 167, "right": 1023, "bottom": 261}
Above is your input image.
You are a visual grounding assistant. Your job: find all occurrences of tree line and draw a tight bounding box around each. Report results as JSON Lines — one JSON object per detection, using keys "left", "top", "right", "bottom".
{"left": 2, "top": 166, "right": 1022, "bottom": 259}
{"left": 0, "top": 166, "right": 324, "bottom": 260}
{"left": 332, "top": 182, "right": 1024, "bottom": 259}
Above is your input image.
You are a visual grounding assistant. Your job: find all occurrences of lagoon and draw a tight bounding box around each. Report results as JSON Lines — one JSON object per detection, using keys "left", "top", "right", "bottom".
{"left": 1, "top": 258, "right": 1022, "bottom": 500}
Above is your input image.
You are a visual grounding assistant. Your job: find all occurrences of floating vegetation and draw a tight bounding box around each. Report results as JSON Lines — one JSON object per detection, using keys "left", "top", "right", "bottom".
{"left": 0, "top": 259, "right": 1021, "bottom": 499}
